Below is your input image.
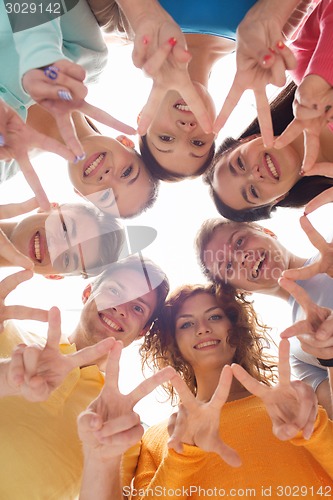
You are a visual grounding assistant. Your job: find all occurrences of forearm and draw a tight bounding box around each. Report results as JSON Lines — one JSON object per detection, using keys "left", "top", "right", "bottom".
{"left": 80, "top": 452, "right": 124, "bottom": 500}
{"left": 242, "top": 0, "right": 301, "bottom": 27}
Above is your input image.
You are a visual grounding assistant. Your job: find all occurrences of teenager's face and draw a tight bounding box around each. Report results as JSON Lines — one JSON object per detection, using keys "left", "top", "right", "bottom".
{"left": 175, "top": 292, "right": 235, "bottom": 372}
{"left": 202, "top": 223, "right": 289, "bottom": 293}
{"left": 9, "top": 206, "right": 101, "bottom": 276}
{"left": 212, "top": 137, "right": 302, "bottom": 210}
{"left": 80, "top": 268, "right": 158, "bottom": 348}
{"left": 67, "top": 136, "right": 153, "bottom": 217}
{"left": 145, "top": 87, "right": 216, "bottom": 176}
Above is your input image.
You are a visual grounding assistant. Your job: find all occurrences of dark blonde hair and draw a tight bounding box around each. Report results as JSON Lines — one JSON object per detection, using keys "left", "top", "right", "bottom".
{"left": 140, "top": 283, "right": 277, "bottom": 403}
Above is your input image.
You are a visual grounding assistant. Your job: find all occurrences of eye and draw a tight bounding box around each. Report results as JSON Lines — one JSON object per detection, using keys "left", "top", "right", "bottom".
{"left": 237, "top": 157, "right": 245, "bottom": 171}
{"left": 121, "top": 166, "right": 133, "bottom": 178}
{"left": 209, "top": 314, "right": 222, "bottom": 320}
{"left": 191, "top": 139, "right": 205, "bottom": 147}
{"left": 179, "top": 321, "right": 193, "bottom": 329}
{"left": 133, "top": 304, "right": 144, "bottom": 313}
{"left": 100, "top": 189, "right": 110, "bottom": 202}
{"left": 159, "top": 135, "right": 174, "bottom": 142}
{"left": 235, "top": 237, "right": 244, "bottom": 248}
{"left": 250, "top": 185, "right": 259, "bottom": 198}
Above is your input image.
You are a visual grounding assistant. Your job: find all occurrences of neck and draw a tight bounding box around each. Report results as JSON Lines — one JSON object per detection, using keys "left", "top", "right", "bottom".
{"left": 195, "top": 365, "right": 249, "bottom": 402}
{"left": 185, "top": 34, "right": 235, "bottom": 87}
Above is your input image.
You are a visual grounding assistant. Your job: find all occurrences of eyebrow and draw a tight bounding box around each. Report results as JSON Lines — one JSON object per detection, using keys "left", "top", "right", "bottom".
{"left": 177, "top": 306, "right": 221, "bottom": 320}
{"left": 151, "top": 143, "right": 206, "bottom": 159}
{"left": 110, "top": 280, "right": 151, "bottom": 309}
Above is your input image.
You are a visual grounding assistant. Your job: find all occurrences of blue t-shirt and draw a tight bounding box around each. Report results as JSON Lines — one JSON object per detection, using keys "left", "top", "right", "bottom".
{"left": 160, "top": 0, "right": 257, "bottom": 39}
{"left": 288, "top": 254, "right": 332, "bottom": 390}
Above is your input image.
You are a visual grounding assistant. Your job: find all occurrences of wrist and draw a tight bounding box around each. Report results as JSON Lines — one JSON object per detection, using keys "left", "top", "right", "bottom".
{"left": 317, "top": 358, "right": 333, "bottom": 367}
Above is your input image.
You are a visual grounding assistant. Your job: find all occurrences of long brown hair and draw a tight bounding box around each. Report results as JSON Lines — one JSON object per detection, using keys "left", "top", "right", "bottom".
{"left": 140, "top": 283, "right": 277, "bottom": 403}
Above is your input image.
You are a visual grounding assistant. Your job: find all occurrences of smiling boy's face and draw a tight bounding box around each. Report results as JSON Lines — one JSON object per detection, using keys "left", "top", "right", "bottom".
{"left": 67, "top": 135, "right": 153, "bottom": 217}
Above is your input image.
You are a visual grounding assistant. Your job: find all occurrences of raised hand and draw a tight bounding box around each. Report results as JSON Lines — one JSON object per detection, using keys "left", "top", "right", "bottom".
{"left": 232, "top": 339, "right": 317, "bottom": 440}
{"left": 282, "top": 216, "right": 333, "bottom": 280}
{"left": 168, "top": 367, "right": 241, "bottom": 467}
{"left": 214, "top": 18, "right": 296, "bottom": 146}
{"left": 274, "top": 75, "right": 333, "bottom": 172}
{"left": 0, "top": 99, "right": 77, "bottom": 210}
{"left": 78, "top": 341, "right": 175, "bottom": 461}
{"left": 0, "top": 269, "right": 48, "bottom": 332}
{"left": 303, "top": 166, "right": 333, "bottom": 214}
{"left": 279, "top": 278, "right": 333, "bottom": 353}
{"left": 9, "top": 306, "right": 115, "bottom": 402}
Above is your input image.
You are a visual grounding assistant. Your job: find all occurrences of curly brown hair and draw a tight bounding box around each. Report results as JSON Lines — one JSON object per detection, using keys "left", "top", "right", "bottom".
{"left": 140, "top": 283, "right": 277, "bottom": 403}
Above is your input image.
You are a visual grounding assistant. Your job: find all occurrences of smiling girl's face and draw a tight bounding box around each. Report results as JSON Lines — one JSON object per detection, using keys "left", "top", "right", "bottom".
{"left": 212, "top": 137, "right": 302, "bottom": 210}
{"left": 67, "top": 135, "right": 154, "bottom": 217}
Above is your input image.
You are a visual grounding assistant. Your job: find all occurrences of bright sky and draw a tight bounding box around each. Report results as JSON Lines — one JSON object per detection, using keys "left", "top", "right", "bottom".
{"left": 2, "top": 39, "right": 333, "bottom": 425}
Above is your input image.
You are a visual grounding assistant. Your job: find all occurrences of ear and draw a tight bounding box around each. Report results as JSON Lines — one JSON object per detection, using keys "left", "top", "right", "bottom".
{"left": 137, "top": 323, "right": 151, "bottom": 338}
{"left": 82, "top": 283, "right": 92, "bottom": 304}
{"left": 116, "top": 135, "right": 135, "bottom": 149}
{"left": 44, "top": 274, "right": 64, "bottom": 280}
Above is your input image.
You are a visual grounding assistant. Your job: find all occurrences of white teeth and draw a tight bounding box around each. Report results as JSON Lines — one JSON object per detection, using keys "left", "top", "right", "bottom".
{"left": 84, "top": 153, "right": 106, "bottom": 176}
{"left": 34, "top": 232, "right": 41, "bottom": 262}
{"left": 195, "top": 340, "right": 219, "bottom": 349}
{"left": 175, "top": 103, "right": 191, "bottom": 112}
{"left": 252, "top": 254, "right": 265, "bottom": 278}
{"left": 101, "top": 314, "right": 122, "bottom": 331}
{"left": 265, "top": 153, "right": 279, "bottom": 179}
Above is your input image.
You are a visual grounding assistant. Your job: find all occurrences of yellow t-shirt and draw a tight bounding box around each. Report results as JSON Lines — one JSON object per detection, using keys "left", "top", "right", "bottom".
{"left": 0, "top": 321, "right": 104, "bottom": 500}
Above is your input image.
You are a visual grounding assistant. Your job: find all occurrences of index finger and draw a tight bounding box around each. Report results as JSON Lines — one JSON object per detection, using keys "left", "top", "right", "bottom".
{"left": 304, "top": 186, "right": 333, "bottom": 215}
{"left": 278, "top": 277, "right": 314, "bottom": 315}
{"left": 0, "top": 233, "right": 34, "bottom": 270}
{"left": 82, "top": 102, "right": 136, "bottom": 136}
{"left": 274, "top": 119, "right": 303, "bottom": 149}
{"left": 15, "top": 153, "right": 50, "bottom": 211}
{"left": 103, "top": 340, "right": 123, "bottom": 393}
{"left": 169, "top": 372, "right": 197, "bottom": 411}
{"left": 45, "top": 307, "right": 62, "bottom": 349}
{"left": 209, "top": 365, "right": 233, "bottom": 410}
{"left": 213, "top": 80, "right": 244, "bottom": 134}
{"left": 0, "top": 198, "right": 38, "bottom": 219}
{"left": 278, "top": 339, "right": 291, "bottom": 386}
{"left": 0, "top": 269, "right": 34, "bottom": 299}
{"left": 177, "top": 83, "right": 212, "bottom": 134}
{"left": 255, "top": 89, "right": 274, "bottom": 148}
{"left": 231, "top": 363, "right": 268, "bottom": 398}
{"left": 302, "top": 129, "right": 321, "bottom": 173}
{"left": 299, "top": 215, "right": 328, "bottom": 253}
{"left": 129, "top": 366, "right": 175, "bottom": 407}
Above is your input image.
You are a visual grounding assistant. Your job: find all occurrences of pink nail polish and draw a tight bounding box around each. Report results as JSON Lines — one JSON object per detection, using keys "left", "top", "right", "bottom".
{"left": 143, "top": 36, "right": 149, "bottom": 45}
{"left": 276, "top": 40, "right": 285, "bottom": 50}
{"left": 262, "top": 54, "right": 272, "bottom": 66}
{"left": 168, "top": 37, "right": 177, "bottom": 47}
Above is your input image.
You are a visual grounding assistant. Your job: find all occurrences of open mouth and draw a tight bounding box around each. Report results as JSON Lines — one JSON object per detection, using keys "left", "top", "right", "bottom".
{"left": 194, "top": 339, "right": 220, "bottom": 350}
{"left": 30, "top": 231, "right": 44, "bottom": 263}
{"left": 83, "top": 153, "right": 106, "bottom": 177}
{"left": 251, "top": 252, "right": 266, "bottom": 279}
{"left": 99, "top": 313, "right": 123, "bottom": 332}
{"left": 264, "top": 153, "right": 279, "bottom": 180}
{"left": 174, "top": 100, "right": 191, "bottom": 112}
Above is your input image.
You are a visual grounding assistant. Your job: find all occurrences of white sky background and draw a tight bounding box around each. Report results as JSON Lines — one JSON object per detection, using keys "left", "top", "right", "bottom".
{"left": 2, "top": 40, "right": 333, "bottom": 425}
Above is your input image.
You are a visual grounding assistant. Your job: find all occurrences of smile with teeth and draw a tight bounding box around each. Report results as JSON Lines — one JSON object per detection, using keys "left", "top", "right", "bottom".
{"left": 34, "top": 232, "right": 41, "bottom": 262}
{"left": 84, "top": 153, "right": 106, "bottom": 177}
{"left": 100, "top": 314, "right": 123, "bottom": 332}
{"left": 194, "top": 340, "right": 220, "bottom": 349}
{"left": 174, "top": 103, "right": 191, "bottom": 112}
{"left": 251, "top": 253, "right": 266, "bottom": 279}
{"left": 264, "top": 153, "right": 279, "bottom": 180}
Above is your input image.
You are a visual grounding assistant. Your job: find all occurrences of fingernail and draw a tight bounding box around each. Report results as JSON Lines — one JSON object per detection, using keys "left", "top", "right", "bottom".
{"left": 74, "top": 154, "right": 86, "bottom": 163}
{"left": 276, "top": 40, "right": 285, "bottom": 50}
{"left": 303, "top": 211, "right": 308, "bottom": 216}
{"left": 0, "top": 134, "right": 5, "bottom": 147}
{"left": 58, "top": 90, "right": 73, "bottom": 101}
{"left": 269, "top": 47, "right": 276, "bottom": 55}
{"left": 299, "top": 169, "right": 304, "bottom": 176}
{"left": 168, "top": 37, "right": 177, "bottom": 47}
{"left": 142, "top": 35, "right": 149, "bottom": 45}
{"left": 262, "top": 54, "right": 273, "bottom": 66}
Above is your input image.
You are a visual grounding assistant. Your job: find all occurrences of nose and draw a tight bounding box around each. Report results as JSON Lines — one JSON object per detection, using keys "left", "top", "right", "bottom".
{"left": 97, "top": 166, "right": 112, "bottom": 182}
{"left": 248, "top": 164, "right": 263, "bottom": 181}
{"left": 176, "top": 120, "right": 197, "bottom": 131}
{"left": 112, "top": 304, "right": 127, "bottom": 317}
{"left": 196, "top": 321, "right": 211, "bottom": 336}
{"left": 234, "top": 250, "right": 249, "bottom": 268}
